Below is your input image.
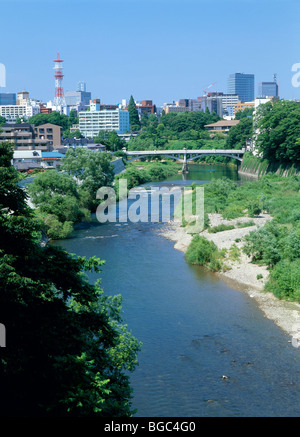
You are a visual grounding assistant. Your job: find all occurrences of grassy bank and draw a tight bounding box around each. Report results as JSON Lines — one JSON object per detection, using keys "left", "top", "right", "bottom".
{"left": 240, "top": 152, "right": 300, "bottom": 177}
{"left": 181, "top": 174, "right": 300, "bottom": 303}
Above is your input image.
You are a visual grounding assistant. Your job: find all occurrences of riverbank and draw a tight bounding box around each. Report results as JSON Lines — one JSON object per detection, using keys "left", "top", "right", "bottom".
{"left": 157, "top": 212, "right": 300, "bottom": 342}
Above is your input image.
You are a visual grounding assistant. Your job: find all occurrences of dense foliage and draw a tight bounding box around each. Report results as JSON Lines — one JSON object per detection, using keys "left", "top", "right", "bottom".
{"left": 185, "top": 174, "right": 300, "bottom": 302}
{"left": 255, "top": 99, "right": 300, "bottom": 164}
{"left": 0, "top": 142, "right": 141, "bottom": 417}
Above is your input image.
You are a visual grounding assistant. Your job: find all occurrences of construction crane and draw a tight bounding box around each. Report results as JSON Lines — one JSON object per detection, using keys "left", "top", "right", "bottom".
{"left": 203, "top": 81, "right": 217, "bottom": 96}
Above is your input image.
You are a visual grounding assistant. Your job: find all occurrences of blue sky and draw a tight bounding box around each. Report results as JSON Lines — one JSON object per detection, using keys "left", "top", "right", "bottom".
{"left": 1, "top": 0, "right": 300, "bottom": 106}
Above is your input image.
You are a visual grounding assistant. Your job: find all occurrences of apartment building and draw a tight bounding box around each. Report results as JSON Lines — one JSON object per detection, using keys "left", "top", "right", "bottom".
{"left": 0, "top": 104, "right": 40, "bottom": 123}
{"left": 0, "top": 122, "right": 62, "bottom": 150}
{"left": 79, "top": 104, "right": 130, "bottom": 138}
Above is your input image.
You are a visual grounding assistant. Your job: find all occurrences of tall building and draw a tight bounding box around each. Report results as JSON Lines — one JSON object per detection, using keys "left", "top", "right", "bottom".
{"left": 77, "top": 81, "right": 87, "bottom": 92}
{"left": 257, "top": 81, "right": 279, "bottom": 98}
{"left": 0, "top": 93, "right": 16, "bottom": 105}
{"left": 64, "top": 90, "right": 91, "bottom": 106}
{"left": 227, "top": 73, "right": 255, "bottom": 102}
{"left": 79, "top": 103, "right": 130, "bottom": 137}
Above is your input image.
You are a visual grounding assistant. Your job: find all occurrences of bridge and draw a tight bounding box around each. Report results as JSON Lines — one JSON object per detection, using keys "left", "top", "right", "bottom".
{"left": 123, "top": 148, "right": 245, "bottom": 173}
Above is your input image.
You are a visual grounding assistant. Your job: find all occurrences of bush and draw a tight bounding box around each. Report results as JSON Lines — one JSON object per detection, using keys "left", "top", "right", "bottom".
{"left": 208, "top": 224, "right": 235, "bottom": 233}
{"left": 185, "top": 235, "right": 225, "bottom": 271}
{"left": 265, "top": 259, "right": 300, "bottom": 302}
{"left": 44, "top": 214, "right": 74, "bottom": 240}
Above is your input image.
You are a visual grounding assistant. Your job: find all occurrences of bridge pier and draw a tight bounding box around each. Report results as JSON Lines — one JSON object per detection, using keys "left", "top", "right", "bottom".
{"left": 182, "top": 162, "right": 188, "bottom": 173}
{"left": 182, "top": 149, "right": 188, "bottom": 173}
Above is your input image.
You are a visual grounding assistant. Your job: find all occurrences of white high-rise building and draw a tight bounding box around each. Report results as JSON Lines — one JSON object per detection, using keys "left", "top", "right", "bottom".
{"left": 79, "top": 105, "right": 130, "bottom": 137}
{"left": 0, "top": 104, "right": 40, "bottom": 123}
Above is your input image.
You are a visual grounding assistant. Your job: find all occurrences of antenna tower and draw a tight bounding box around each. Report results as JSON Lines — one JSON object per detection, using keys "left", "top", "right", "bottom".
{"left": 53, "top": 52, "right": 64, "bottom": 106}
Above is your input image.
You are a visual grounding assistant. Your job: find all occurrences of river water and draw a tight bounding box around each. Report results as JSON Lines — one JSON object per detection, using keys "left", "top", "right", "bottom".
{"left": 54, "top": 164, "right": 300, "bottom": 417}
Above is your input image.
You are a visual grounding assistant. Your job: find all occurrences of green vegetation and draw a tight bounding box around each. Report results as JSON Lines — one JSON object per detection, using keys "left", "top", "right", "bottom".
{"left": 94, "top": 130, "right": 126, "bottom": 151}
{"left": 185, "top": 235, "right": 226, "bottom": 272}
{"left": 28, "top": 170, "right": 90, "bottom": 239}
{"left": 208, "top": 224, "right": 235, "bottom": 233}
{"left": 184, "top": 174, "right": 300, "bottom": 303}
{"left": 0, "top": 142, "right": 141, "bottom": 416}
{"left": 128, "top": 95, "right": 141, "bottom": 131}
{"left": 225, "top": 117, "right": 252, "bottom": 149}
{"left": 114, "top": 161, "right": 180, "bottom": 199}
{"left": 27, "top": 149, "right": 115, "bottom": 239}
{"left": 256, "top": 99, "right": 300, "bottom": 165}
{"left": 126, "top": 110, "right": 235, "bottom": 164}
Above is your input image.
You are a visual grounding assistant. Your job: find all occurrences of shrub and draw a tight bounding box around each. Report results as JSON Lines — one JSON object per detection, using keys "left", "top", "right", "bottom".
{"left": 185, "top": 235, "right": 225, "bottom": 271}
{"left": 265, "top": 259, "right": 300, "bottom": 302}
{"left": 208, "top": 224, "right": 235, "bottom": 233}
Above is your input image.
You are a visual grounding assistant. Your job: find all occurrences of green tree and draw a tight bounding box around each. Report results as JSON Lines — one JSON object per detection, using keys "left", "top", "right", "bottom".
{"left": 0, "top": 116, "right": 6, "bottom": 126}
{"left": 28, "top": 112, "right": 71, "bottom": 131}
{"left": 28, "top": 170, "right": 90, "bottom": 238}
{"left": 235, "top": 107, "right": 254, "bottom": 120}
{"left": 127, "top": 96, "right": 141, "bottom": 131}
{"left": 225, "top": 117, "right": 253, "bottom": 149}
{"left": 255, "top": 99, "right": 300, "bottom": 164}
{"left": 0, "top": 142, "right": 141, "bottom": 416}
{"left": 61, "top": 148, "right": 115, "bottom": 211}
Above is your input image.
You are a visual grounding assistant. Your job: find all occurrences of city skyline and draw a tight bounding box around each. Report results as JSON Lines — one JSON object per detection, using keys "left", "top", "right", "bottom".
{"left": 0, "top": 0, "right": 299, "bottom": 106}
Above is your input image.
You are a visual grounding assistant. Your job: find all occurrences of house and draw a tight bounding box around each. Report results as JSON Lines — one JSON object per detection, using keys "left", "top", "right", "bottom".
{"left": 204, "top": 119, "right": 240, "bottom": 133}
{"left": 41, "top": 152, "right": 64, "bottom": 169}
{"left": 12, "top": 150, "right": 42, "bottom": 171}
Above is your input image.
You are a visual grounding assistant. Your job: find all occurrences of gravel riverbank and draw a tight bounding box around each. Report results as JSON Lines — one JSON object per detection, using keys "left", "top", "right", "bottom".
{"left": 157, "top": 213, "right": 300, "bottom": 344}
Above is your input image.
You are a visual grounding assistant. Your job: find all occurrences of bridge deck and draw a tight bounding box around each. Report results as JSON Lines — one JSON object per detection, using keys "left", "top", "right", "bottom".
{"left": 125, "top": 149, "right": 245, "bottom": 155}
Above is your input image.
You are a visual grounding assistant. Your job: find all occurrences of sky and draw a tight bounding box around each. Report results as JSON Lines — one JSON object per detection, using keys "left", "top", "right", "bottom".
{"left": 1, "top": 0, "right": 300, "bottom": 106}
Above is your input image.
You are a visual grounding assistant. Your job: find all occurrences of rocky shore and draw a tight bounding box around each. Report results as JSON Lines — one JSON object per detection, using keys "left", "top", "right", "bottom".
{"left": 157, "top": 213, "right": 300, "bottom": 343}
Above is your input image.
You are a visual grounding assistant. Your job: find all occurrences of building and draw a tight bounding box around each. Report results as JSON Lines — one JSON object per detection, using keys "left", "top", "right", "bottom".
{"left": 0, "top": 104, "right": 40, "bottom": 123}
{"left": 220, "top": 94, "right": 239, "bottom": 116}
{"left": 41, "top": 152, "right": 64, "bottom": 169}
{"left": 227, "top": 73, "right": 255, "bottom": 102}
{"left": 79, "top": 103, "right": 130, "bottom": 137}
{"left": 64, "top": 89, "right": 91, "bottom": 106}
{"left": 163, "top": 103, "right": 188, "bottom": 114}
{"left": 17, "top": 91, "right": 29, "bottom": 105}
{"left": 34, "top": 123, "right": 62, "bottom": 147}
{"left": 257, "top": 81, "right": 279, "bottom": 98}
{"left": 12, "top": 150, "right": 42, "bottom": 171}
{"left": 0, "top": 93, "right": 16, "bottom": 105}
{"left": 0, "top": 122, "right": 61, "bottom": 150}
{"left": 136, "top": 100, "right": 156, "bottom": 116}
{"left": 254, "top": 97, "right": 274, "bottom": 109}
{"left": 234, "top": 100, "right": 255, "bottom": 114}
{"left": 204, "top": 119, "right": 240, "bottom": 133}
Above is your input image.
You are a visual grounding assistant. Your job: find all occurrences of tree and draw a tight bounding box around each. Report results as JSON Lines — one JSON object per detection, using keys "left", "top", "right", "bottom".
{"left": 0, "top": 116, "right": 6, "bottom": 126}
{"left": 235, "top": 107, "right": 254, "bottom": 120}
{"left": 127, "top": 96, "right": 141, "bottom": 131}
{"left": 28, "top": 170, "right": 90, "bottom": 239}
{"left": 255, "top": 99, "right": 300, "bottom": 164}
{"left": 225, "top": 117, "right": 253, "bottom": 149}
{"left": 28, "top": 112, "right": 71, "bottom": 131}
{"left": 61, "top": 148, "right": 115, "bottom": 211}
{"left": 0, "top": 141, "right": 141, "bottom": 416}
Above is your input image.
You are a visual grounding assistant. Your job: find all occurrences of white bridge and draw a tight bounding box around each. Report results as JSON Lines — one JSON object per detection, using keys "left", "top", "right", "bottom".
{"left": 123, "top": 148, "right": 245, "bottom": 172}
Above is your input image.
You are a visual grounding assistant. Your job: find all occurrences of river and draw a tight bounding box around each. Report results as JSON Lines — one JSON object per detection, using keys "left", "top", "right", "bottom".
{"left": 54, "top": 163, "right": 300, "bottom": 417}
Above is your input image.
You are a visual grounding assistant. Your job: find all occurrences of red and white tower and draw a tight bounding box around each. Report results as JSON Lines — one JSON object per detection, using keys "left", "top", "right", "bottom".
{"left": 53, "top": 52, "right": 64, "bottom": 106}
